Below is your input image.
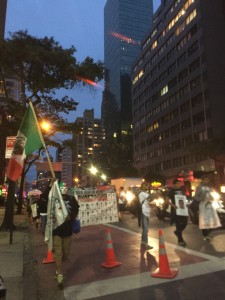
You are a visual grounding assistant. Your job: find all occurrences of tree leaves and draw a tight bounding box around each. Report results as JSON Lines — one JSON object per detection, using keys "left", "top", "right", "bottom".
{"left": 0, "top": 30, "right": 104, "bottom": 140}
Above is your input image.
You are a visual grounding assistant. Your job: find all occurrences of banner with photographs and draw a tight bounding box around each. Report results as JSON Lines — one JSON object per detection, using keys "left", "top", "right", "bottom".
{"left": 175, "top": 195, "right": 189, "bottom": 216}
{"left": 74, "top": 187, "right": 118, "bottom": 226}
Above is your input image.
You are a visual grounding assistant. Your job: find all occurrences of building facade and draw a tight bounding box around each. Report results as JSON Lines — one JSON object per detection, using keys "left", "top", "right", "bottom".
{"left": 72, "top": 109, "right": 105, "bottom": 187}
{"left": 102, "top": 0, "right": 153, "bottom": 142}
{"left": 132, "top": 0, "right": 225, "bottom": 185}
{"left": 61, "top": 147, "right": 73, "bottom": 187}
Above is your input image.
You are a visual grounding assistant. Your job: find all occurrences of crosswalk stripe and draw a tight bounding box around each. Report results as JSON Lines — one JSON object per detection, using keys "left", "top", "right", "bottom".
{"left": 64, "top": 260, "right": 225, "bottom": 300}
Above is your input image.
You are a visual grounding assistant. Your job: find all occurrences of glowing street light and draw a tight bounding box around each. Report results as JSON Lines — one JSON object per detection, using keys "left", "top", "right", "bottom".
{"left": 40, "top": 120, "right": 51, "bottom": 132}
{"left": 73, "top": 177, "right": 79, "bottom": 186}
{"left": 89, "top": 165, "right": 98, "bottom": 175}
{"left": 100, "top": 173, "right": 107, "bottom": 181}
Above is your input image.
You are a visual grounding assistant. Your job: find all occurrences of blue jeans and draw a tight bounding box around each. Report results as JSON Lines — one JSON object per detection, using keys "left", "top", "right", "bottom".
{"left": 141, "top": 213, "right": 149, "bottom": 244}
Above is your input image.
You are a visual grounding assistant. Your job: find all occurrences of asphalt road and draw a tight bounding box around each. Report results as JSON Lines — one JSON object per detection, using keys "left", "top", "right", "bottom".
{"left": 29, "top": 209, "right": 225, "bottom": 300}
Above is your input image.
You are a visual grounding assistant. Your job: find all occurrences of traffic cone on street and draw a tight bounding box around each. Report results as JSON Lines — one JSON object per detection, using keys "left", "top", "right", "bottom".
{"left": 101, "top": 227, "right": 122, "bottom": 268}
{"left": 151, "top": 229, "right": 178, "bottom": 279}
{"left": 42, "top": 249, "right": 54, "bottom": 264}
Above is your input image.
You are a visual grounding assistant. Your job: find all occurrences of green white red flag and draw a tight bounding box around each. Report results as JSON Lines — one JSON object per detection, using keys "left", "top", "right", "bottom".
{"left": 7, "top": 102, "right": 45, "bottom": 182}
{"left": 44, "top": 181, "right": 68, "bottom": 250}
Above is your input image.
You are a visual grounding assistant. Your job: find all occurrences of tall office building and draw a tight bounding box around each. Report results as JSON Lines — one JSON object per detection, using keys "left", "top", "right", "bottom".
{"left": 102, "top": 0, "right": 153, "bottom": 142}
{"left": 61, "top": 147, "right": 73, "bottom": 187}
{"left": 132, "top": 0, "right": 225, "bottom": 185}
{"left": 72, "top": 109, "right": 105, "bottom": 187}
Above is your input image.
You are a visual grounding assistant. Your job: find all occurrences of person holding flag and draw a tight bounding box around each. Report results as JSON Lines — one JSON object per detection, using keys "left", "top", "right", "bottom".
{"left": 7, "top": 102, "right": 45, "bottom": 182}
{"left": 2, "top": 101, "right": 46, "bottom": 232}
{"left": 45, "top": 181, "right": 79, "bottom": 288}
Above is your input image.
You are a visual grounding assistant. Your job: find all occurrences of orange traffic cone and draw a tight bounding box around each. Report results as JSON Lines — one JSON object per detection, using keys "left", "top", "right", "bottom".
{"left": 101, "top": 227, "right": 122, "bottom": 268}
{"left": 151, "top": 229, "right": 178, "bottom": 279}
{"left": 42, "top": 249, "right": 54, "bottom": 264}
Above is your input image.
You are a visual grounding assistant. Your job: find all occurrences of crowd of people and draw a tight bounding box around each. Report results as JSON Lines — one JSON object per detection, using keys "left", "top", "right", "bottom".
{"left": 24, "top": 174, "right": 223, "bottom": 288}
{"left": 116, "top": 174, "right": 223, "bottom": 250}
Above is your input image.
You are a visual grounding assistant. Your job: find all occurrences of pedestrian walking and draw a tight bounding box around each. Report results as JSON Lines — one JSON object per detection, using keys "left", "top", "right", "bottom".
{"left": 194, "top": 174, "right": 221, "bottom": 241}
{"left": 168, "top": 179, "right": 188, "bottom": 246}
{"left": 37, "top": 182, "right": 52, "bottom": 235}
{"left": 138, "top": 183, "right": 157, "bottom": 250}
{"left": 29, "top": 195, "right": 40, "bottom": 227}
{"left": 52, "top": 182, "right": 80, "bottom": 287}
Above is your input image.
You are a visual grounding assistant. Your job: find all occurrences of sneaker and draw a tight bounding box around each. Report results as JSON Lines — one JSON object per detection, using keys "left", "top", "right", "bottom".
{"left": 178, "top": 241, "right": 186, "bottom": 247}
{"left": 57, "top": 274, "right": 64, "bottom": 286}
{"left": 203, "top": 236, "right": 211, "bottom": 241}
{"left": 145, "top": 244, "right": 153, "bottom": 250}
{"left": 140, "top": 242, "right": 153, "bottom": 250}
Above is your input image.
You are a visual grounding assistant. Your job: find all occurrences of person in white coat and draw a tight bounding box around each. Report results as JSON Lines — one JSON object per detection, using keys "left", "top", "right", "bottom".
{"left": 194, "top": 175, "right": 221, "bottom": 241}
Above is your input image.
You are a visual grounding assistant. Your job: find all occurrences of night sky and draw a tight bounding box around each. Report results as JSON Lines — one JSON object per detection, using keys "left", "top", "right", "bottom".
{"left": 5, "top": 0, "right": 161, "bottom": 120}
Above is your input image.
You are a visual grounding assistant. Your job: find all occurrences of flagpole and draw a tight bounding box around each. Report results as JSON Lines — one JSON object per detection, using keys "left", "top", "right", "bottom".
{"left": 29, "top": 101, "right": 56, "bottom": 179}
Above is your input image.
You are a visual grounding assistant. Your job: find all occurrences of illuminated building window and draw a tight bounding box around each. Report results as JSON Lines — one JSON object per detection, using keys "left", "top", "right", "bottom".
{"left": 133, "top": 76, "right": 139, "bottom": 84}
{"left": 161, "top": 85, "right": 168, "bottom": 96}
{"left": 151, "top": 40, "right": 157, "bottom": 50}
{"left": 139, "top": 70, "right": 144, "bottom": 78}
{"left": 153, "top": 122, "right": 159, "bottom": 129}
{"left": 147, "top": 125, "right": 153, "bottom": 132}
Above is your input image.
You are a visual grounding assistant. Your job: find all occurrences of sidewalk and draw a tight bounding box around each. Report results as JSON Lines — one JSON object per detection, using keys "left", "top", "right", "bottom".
{"left": 0, "top": 207, "right": 37, "bottom": 300}
{"left": 2, "top": 208, "right": 225, "bottom": 300}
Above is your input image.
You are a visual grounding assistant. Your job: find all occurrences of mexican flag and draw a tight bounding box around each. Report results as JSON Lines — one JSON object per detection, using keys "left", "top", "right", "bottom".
{"left": 7, "top": 102, "right": 45, "bottom": 182}
{"left": 44, "top": 181, "right": 68, "bottom": 250}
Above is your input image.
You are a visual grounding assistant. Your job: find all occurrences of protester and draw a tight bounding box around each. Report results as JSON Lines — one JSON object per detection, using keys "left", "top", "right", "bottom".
{"left": 37, "top": 181, "right": 53, "bottom": 235}
{"left": 29, "top": 195, "right": 40, "bottom": 227}
{"left": 168, "top": 179, "right": 188, "bottom": 246}
{"left": 127, "top": 187, "right": 140, "bottom": 221}
{"left": 138, "top": 183, "right": 157, "bottom": 250}
{"left": 118, "top": 186, "right": 126, "bottom": 221}
{"left": 194, "top": 175, "right": 221, "bottom": 241}
{"left": 51, "top": 182, "right": 79, "bottom": 287}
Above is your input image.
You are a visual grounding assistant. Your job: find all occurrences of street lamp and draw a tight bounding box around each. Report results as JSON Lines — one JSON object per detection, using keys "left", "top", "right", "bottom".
{"left": 89, "top": 165, "right": 98, "bottom": 176}
{"left": 73, "top": 177, "right": 79, "bottom": 186}
{"left": 89, "top": 165, "right": 98, "bottom": 187}
{"left": 40, "top": 120, "right": 51, "bottom": 132}
{"left": 100, "top": 173, "right": 107, "bottom": 181}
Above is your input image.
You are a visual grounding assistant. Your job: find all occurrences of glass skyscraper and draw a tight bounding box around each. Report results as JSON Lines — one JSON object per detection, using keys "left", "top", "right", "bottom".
{"left": 102, "top": 0, "right": 153, "bottom": 142}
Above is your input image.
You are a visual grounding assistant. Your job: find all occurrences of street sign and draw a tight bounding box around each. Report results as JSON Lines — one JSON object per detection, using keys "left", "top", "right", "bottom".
{"left": 5, "top": 136, "right": 16, "bottom": 159}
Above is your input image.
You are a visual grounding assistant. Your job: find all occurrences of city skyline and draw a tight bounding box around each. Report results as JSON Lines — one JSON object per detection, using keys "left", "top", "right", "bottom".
{"left": 5, "top": 0, "right": 161, "bottom": 120}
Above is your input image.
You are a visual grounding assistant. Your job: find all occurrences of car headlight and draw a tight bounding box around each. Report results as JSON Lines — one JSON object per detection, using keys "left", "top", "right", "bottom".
{"left": 154, "top": 198, "right": 164, "bottom": 206}
{"left": 126, "top": 192, "right": 135, "bottom": 204}
{"left": 210, "top": 191, "right": 220, "bottom": 200}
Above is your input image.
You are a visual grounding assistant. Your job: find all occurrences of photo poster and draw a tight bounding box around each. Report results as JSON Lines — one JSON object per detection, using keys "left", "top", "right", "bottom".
{"left": 175, "top": 194, "right": 189, "bottom": 216}
{"left": 75, "top": 188, "right": 118, "bottom": 227}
